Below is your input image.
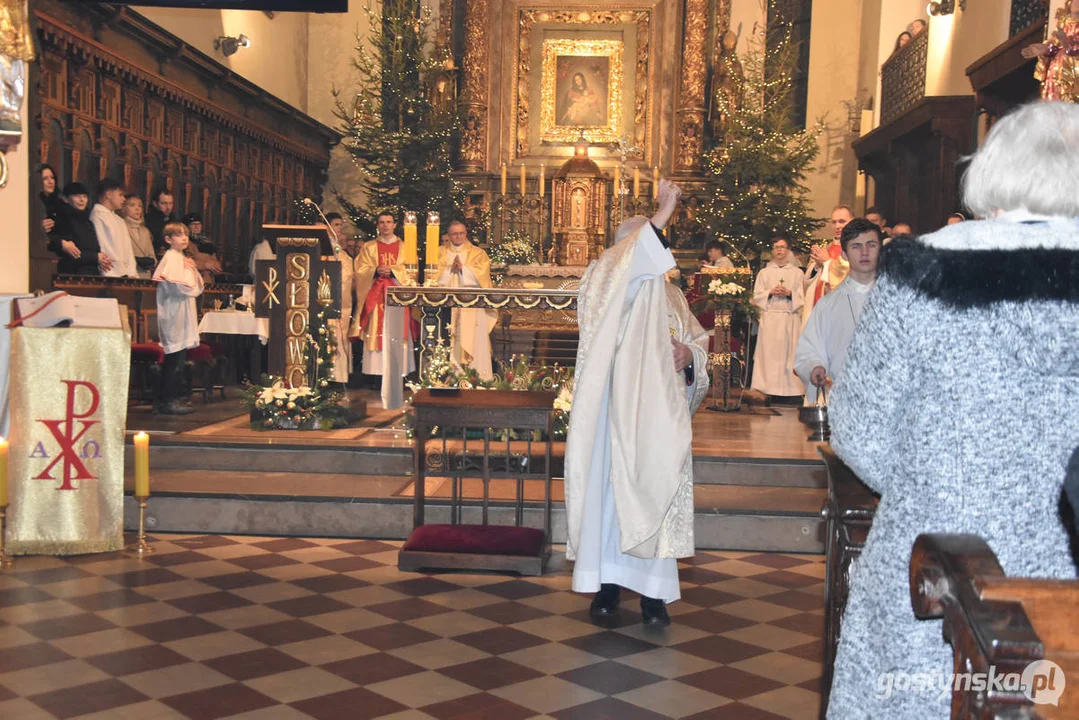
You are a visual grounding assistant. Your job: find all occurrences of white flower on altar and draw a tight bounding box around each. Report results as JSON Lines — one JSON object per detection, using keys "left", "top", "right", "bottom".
{"left": 708, "top": 280, "right": 745, "bottom": 297}
{"left": 554, "top": 385, "right": 573, "bottom": 412}
{"left": 259, "top": 382, "right": 290, "bottom": 404}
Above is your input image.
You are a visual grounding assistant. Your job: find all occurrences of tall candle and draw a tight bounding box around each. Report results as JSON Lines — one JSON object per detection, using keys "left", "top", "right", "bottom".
{"left": 538, "top": 165, "right": 545, "bottom": 198}
{"left": 613, "top": 166, "right": 621, "bottom": 195}
{"left": 519, "top": 163, "right": 526, "bottom": 196}
{"left": 653, "top": 166, "right": 660, "bottom": 198}
{"left": 500, "top": 163, "right": 507, "bottom": 196}
{"left": 402, "top": 216, "right": 418, "bottom": 265}
{"left": 425, "top": 212, "right": 441, "bottom": 268}
{"left": 133, "top": 432, "right": 149, "bottom": 498}
{"left": 0, "top": 437, "right": 7, "bottom": 507}
{"left": 633, "top": 167, "right": 640, "bottom": 198}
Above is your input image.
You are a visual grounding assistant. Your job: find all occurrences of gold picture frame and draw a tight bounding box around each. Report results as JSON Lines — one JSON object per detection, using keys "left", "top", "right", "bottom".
{"left": 540, "top": 39, "right": 624, "bottom": 144}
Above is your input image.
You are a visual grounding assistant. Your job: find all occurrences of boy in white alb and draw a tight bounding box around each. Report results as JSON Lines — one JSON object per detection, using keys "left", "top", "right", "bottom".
{"left": 153, "top": 222, "right": 204, "bottom": 415}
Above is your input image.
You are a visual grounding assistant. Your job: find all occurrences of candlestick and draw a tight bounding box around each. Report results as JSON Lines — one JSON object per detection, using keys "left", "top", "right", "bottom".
{"left": 0, "top": 437, "right": 9, "bottom": 569}
{"left": 402, "top": 211, "right": 419, "bottom": 265}
{"left": 653, "top": 166, "right": 660, "bottom": 199}
{"left": 538, "top": 165, "right": 545, "bottom": 198}
{"left": 0, "top": 437, "right": 7, "bottom": 508}
{"left": 633, "top": 167, "right": 640, "bottom": 198}
{"left": 519, "top": 163, "right": 526, "bottom": 197}
{"left": 125, "top": 497, "right": 153, "bottom": 557}
{"left": 500, "top": 163, "right": 507, "bottom": 196}
{"left": 133, "top": 432, "right": 149, "bottom": 498}
{"left": 425, "top": 212, "right": 441, "bottom": 268}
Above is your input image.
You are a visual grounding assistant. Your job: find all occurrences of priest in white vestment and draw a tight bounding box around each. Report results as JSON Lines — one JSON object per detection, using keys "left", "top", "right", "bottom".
{"left": 436, "top": 220, "right": 496, "bottom": 380}
{"left": 795, "top": 219, "right": 882, "bottom": 403}
{"left": 248, "top": 238, "right": 275, "bottom": 277}
{"left": 565, "top": 180, "right": 710, "bottom": 627}
{"left": 750, "top": 237, "right": 805, "bottom": 397}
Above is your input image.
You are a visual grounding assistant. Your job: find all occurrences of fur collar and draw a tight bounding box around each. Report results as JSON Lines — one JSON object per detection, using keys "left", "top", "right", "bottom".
{"left": 881, "top": 237, "right": 1079, "bottom": 307}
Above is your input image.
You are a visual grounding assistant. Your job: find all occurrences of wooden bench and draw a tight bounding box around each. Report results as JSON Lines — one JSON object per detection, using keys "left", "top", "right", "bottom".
{"left": 911, "top": 533, "right": 1079, "bottom": 718}
{"left": 819, "top": 446, "right": 879, "bottom": 716}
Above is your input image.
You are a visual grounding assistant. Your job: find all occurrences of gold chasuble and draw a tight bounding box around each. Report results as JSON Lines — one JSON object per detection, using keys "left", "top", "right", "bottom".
{"left": 436, "top": 241, "right": 497, "bottom": 378}
{"left": 8, "top": 327, "right": 130, "bottom": 555}
{"left": 351, "top": 237, "right": 411, "bottom": 351}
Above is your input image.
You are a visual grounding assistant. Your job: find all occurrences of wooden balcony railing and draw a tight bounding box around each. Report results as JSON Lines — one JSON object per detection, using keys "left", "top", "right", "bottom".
{"left": 1011, "top": 0, "right": 1049, "bottom": 37}
{"left": 880, "top": 29, "right": 929, "bottom": 126}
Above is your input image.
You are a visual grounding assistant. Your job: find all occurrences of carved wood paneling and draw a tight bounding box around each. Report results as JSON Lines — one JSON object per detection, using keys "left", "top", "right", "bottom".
{"left": 675, "top": 0, "right": 709, "bottom": 173}
{"left": 29, "top": 4, "right": 335, "bottom": 285}
{"left": 459, "top": 0, "right": 490, "bottom": 171}
{"left": 1010, "top": 0, "right": 1048, "bottom": 37}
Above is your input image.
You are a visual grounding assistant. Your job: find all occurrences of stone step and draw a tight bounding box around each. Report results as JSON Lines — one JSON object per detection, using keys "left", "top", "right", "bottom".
{"left": 131, "top": 439, "right": 824, "bottom": 489}
{"left": 122, "top": 470, "right": 826, "bottom": 554}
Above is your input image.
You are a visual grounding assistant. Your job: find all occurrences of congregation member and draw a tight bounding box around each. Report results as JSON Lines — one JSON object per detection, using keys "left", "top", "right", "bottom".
{"left": 864, "top": 206, "right": 890, "bottom": 237}
{"left": 699, "top": 240, "right": 735, "bottom": 269}
{"left": 826, "top": 101, "right": 1079, "bottom": 718}
{"left": 794, "top": 218, "right": 881, "bottom": 404}
{"left": 750, "top": 237, "right": 804, "bottom": 399}
{"left": 47, "top": 182, "right": 107, "bottom": 276}
{"left": 802, "top": 205, "right": 852, "bottom": 324}
{"left": 146, "top": 187, "right": 175, "bottom": 255}
{"left": 352, "top": 211, "right": 415, "bottom": 382}
{"left": 121, "top": 195, "right": 157, "bottom": 279}
{"left": 890, "top": 221, "right": 913, "bottom": 238}
{"left": 38, "top": 164, "right": 64, "bottom": 242}
{"left": 90, "top": 178, "right": 138, "bottom": 278}
{"left": 153, "top": 222, "right": 204, "bottom": 416}
{"left": 184, "top": 212, "right": 216, "bottom": 254}
{"left": 436, "top": 220, "right": 496, "bottom": 379}
{"left": 566, "top": 180, "right": 710, "bottom": 628}
{"left": 946, "top": 211, "right": 966, "bottom": 225}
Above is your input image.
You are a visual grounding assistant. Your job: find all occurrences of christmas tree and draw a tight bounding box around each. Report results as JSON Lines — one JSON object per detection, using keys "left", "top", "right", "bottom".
{"left": 701, "top": 13, "right": 823, "bottom": 259}
{"left": 333, "top": 0, "right": 464, "bottom": 236}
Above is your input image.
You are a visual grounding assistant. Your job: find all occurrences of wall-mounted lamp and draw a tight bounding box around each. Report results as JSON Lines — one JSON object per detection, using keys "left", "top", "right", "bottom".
{"left": 926, "top": 0, "right": 965, "bottom": 16}
{"left": 214, "top": 34, "right": 251, "bottom": 57}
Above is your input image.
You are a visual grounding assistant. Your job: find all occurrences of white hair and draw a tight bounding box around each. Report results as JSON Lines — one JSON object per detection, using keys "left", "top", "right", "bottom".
{"left": 615, "top": 216, "right": 649, "bottom": 243}
{"left": 962, "top": 101, "right": 1079, "bottom": 218}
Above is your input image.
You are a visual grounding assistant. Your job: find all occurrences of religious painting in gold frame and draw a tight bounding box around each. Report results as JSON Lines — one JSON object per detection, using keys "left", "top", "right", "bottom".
{"left": 540, "top": 39, "right": 623, "bottom": 144}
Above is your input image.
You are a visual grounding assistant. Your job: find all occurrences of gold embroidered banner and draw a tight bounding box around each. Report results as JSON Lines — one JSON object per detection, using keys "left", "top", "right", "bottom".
{"left": 7, "top": 328, "right": 130, "bottom": 555}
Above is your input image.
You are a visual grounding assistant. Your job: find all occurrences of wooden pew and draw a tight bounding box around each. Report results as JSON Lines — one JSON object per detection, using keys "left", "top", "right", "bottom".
{"left": 819, "top": 446, "right": 879, "bottom": 716}
{"left": 911, "top": 533, "right": 1079, "bottom": 718}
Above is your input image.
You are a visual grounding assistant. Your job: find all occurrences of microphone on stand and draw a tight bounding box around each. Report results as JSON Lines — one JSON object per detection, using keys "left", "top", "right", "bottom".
{"left": 303, "top": 197, "right": 340, "bottom": 251}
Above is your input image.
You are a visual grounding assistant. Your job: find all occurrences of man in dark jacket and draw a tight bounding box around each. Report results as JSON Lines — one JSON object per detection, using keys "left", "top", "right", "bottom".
{"left": 48, "top": 183, "right": 107, "bottom": 275}
{"left": 146, "top": 187, "right": 175, "bottom": 256}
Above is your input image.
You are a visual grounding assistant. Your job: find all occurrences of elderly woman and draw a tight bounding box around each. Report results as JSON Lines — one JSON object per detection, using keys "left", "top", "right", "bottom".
{"left": 122, "top": 195, "right": 157, "bottom": 278}
{"left": 826, "top": 101, "right": 1079, "bottom": 718}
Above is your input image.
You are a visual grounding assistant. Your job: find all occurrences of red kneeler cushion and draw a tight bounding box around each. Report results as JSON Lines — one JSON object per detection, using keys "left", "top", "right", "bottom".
{"left": 131, "top": 342, "right": 165, "bottom": 364}
{"left": 403, "top": 524, "right": 545, "bottom": 557}
{"left": 187, "top": 342, "right": 214, "bottom": 362}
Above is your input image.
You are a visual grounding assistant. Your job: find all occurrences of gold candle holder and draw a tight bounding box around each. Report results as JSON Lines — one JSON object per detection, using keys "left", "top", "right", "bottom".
{"left": 125, "top": 496, "right": 153, "bottom": 557}
{"left": 0, "top": 505, "right": 13, "bottom": 568}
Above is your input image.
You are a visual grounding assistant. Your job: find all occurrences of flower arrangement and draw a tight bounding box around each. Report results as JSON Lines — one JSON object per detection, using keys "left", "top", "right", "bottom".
{"left": 241, "top": 307, "right": 354, "bottom": 430}
{"left": 693, "top": 267, "right": 756, "bottom": 318}
{"left": 404, "top": 346, "right": 573, "bottom": 439}
{"left": 489, "top": 230, "right": 538, "bottom": 267}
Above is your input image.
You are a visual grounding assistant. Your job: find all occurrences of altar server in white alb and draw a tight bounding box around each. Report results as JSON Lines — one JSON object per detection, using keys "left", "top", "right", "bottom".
{"left": 565, "top": 180, "right": 710, "bottom": 628}
{"left": 153, "top": 222, "right": 204, "bottom": 415}
{"left": 750, "top": 237, "right": 805, "bottom": 398}
{"left": 794, "top": 218, "right": 882, "bottom": 404}
{"left": 436, "top": 220, "right": 496, "bottom": 380}
{"left": 90, "top": 178, "right": 139, "bottom": 278}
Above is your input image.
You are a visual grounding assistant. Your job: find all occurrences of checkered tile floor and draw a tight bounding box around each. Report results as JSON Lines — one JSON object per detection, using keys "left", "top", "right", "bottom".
{"left": 0, "top": 535, "right": 825, "bottom": 719}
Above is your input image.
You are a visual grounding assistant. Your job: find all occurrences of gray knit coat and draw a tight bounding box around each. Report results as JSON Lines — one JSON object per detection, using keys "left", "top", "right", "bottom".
{"left": 826, "top": 220, "right": 1079, "bottom": 718}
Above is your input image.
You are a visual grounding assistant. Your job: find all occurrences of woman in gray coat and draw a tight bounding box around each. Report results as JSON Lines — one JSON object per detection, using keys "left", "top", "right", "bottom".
{"left": 826, "top": 100, "right": 1079, "bottom": 718}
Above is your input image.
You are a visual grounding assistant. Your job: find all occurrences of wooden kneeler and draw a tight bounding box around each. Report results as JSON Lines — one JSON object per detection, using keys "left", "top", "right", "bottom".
{"left": 398, "top": 389, "right": 556, "bottom": 577}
